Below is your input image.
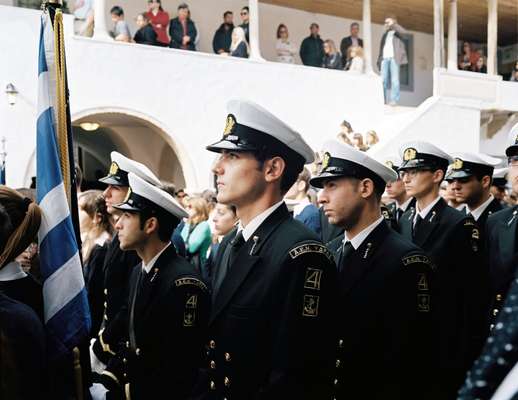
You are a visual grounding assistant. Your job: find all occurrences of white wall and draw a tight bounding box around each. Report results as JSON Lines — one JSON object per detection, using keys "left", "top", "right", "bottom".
{"left": 102, "top": 0, "right": 435, "bottom": 106}
{"left": 0, "top": 5, "right": 384, "bottom": 190}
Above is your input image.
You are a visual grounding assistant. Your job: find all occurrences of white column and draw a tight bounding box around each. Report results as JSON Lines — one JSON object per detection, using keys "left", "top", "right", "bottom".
{"left": 248, "top": 0, "right": 264, "bottom": 60}
{"left": 487, "top": 0, "right": 498, "bottom": 75}
{"left": 92, "top": 0, "right": 112, "bottom": 41}
{"left": 362, "top": 0, "right": 373, "bottom": 73}
{"left": 433, "top": 0, "right": 444, "bottom": 68}
{"left": 447, "top": 0, "right": 458, "bottom": 70}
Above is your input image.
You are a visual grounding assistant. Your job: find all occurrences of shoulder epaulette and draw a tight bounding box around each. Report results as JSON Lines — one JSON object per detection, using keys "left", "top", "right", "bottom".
{"left": 289, "top": 242, "right": 334, "bottom": 262}
{"left": 174, "top": 277, "right": 208, "bottom": 291}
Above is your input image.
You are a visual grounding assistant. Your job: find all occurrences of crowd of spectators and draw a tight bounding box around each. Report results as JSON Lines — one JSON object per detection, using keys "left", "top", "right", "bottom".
{"left": 336, "top": 120, "right": 379, "bottom": 152}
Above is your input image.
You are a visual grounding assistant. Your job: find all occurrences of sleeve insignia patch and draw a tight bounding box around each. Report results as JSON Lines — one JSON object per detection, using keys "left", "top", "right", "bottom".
{"left": 417, "top": 294, "right": 431, "bottom": 312}
{"left": 175, "top": 277, "right": 208, "bottom": 291}
{"left": 417, "top": 273, "right": 429, "bottom": 291}
{"left": 304, "top": 268, "right": 323, "bottom": 290}
{"left": 302, "top": 294, "right": 320, "bottom": 317}
{"left": 183, "top": 311, "right": 196, "bottom": 327}
{"left": 289, "top": 243, "right": 334, "bottom": 262}
{"left": 185, "top": 295, "right": 198, "bottom": 309}
{"left": 402, "top": 254, "right": 431, "bottom": 266}
{"left": 472, "top": 228, "right": 480, "bottom": 240}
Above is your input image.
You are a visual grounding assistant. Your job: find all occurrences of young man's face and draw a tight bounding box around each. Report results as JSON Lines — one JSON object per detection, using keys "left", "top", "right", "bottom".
{"left": 508, "top": 156, "right": 518, "bottom": 194}
{"left": 115, "top": 211, "right": 147, "bottom": 250}
{"left": 385, "top": 178, "right": 406, "bottom": 200}
{"left": 310, "top": 25, "right": 319, "bottom": 36}
{"left": 224, "top": 13, "right": 233, "bottom": 25}
{"left": 212, "top": 150, "right": 267, "bottom": 208}
{"left": 318, "top": 177, "right": 363, "bottom": 230}
{"left": 240, "top": 8, "right": 249, "bottom": 23}
{"left": 103, "top": 185, "right": 129, "bottom": 215}
{"left": 350, "top": 24, "right": 359, "bottom": 37}
{"left": 450, "top": 176, "right": 484, "bottom": 205}
{"left": 401, "top": 169, "right": 438, "bottom": 199}
{"left": 111, "top": 13, "right": 119, "bottom": 22}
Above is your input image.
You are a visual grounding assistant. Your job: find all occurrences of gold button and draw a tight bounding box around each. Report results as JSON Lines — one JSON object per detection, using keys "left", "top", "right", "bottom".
{"left": 136, "top": 348, "right": 141, "bottom": 356}
{"left": 496, "top": 294, "right": 502, "bottom": 301}
{"left": 126, "top": 341, "right": 130, "bottom": 348}
{"left": 103, "top": 314, "right": 108, "bottom": 321}
{"left": 209, "top": 340, "right": 216, "bottom": 349}
{"left": 104, "top": 288, "right": 108, "bottom": 295}
{"left": 224, "top": 377, "right": 230, "bottom": 387}
{"left": 336, "top": 359, "right": 341, "bottom": 368}
{"left": 123, "top": 358, "right": 127, "bottom": 364}
{"left": 225, "top": 352, "right": 231, "bottom": 362}
{"left": 210, "top": 381, "right": 216, "bottom": 390}
{"left": 123, "top": 373, "right": 127, "bottom": 378}
{"left": 210, "top": 361, "right": 216, "bottom": 369}
{"left": 334, "top": 378, "right": 339, "bottom": 386}
{"left": 338, "top": 339, "right": 344, "bottom": 348}
{"left": 493, "top": 309, "right": 499, "bottom": 316}
{"left": 490, "top": 324, "right": 495, "bottom": 330}
{"left": 104, "top": 302, "right": 107, "bottom": 308}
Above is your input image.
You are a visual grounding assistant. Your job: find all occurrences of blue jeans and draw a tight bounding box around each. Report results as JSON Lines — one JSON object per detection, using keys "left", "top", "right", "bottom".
{"left": 381, "top": 58, "right": 400, "bottom": 103}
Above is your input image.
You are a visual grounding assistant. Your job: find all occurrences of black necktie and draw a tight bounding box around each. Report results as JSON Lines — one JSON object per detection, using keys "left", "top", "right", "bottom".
{"left": 396, "top": 208, "right": 404, "bottom": 223}
{"left": 212, "top": 231, "right": 245, "bottom": 301}
{"left": 413, "top": 214, "right": 423, "bottom": 238}
{"left": 338, "top": 241, "right": 354, "bottom": 272}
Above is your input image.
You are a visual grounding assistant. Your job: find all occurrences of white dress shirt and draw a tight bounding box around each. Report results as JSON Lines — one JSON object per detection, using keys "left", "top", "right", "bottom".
{"left": 142, "top": 242, "right": 171, "bottom": 274}
{"left": 396, "top": 197, "right": 413, "bottom": 213}
{"left": 344, "top": 216, "right": 385, "bottom": 250}
{"left": 382, "top": 30, "right": 395, "bottom": 59}
{"left": 467, "top": 194, "right": 495, "bottom": 222}
{"left": 414, "top": 196, "right": 442, "bottom": 226}
{"left": 0, "top": 261, "right": 27, "bottom": 281}
{"left": 238, "top": 201, "right": 284, "bottom": 242}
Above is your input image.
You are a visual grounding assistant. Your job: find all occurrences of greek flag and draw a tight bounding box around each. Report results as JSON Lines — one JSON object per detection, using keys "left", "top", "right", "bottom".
{"left": 36, "top": 11, "right": 90, "bottom": 359}
{"left": 0, "top": 159, "right": 5, "bottom": 185}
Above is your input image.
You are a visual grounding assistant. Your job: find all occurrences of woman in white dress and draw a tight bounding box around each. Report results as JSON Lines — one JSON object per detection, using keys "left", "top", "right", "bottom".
{"left": 275, "top": 24, "right": 296, "bottom": 64}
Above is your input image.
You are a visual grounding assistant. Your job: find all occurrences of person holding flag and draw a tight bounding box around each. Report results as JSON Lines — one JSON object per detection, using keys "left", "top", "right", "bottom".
{"left": 36, "top": 2, "right": 91, "bottom": 397}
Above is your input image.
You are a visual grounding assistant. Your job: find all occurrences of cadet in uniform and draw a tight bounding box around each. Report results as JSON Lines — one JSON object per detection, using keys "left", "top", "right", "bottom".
{"left": 381, "top": 154, "right": 416, "bottom": 232}
{"left": 99, "top": 173, "right": 209, "bottom": 399}
{"left": 490, "top": 167, "right": 509, "bottom": 207}
{"left": 312, "top": 141, "right": 436, "bottom": 400}
{"left": 397, "top": 141, "right": 484, "bottom": 399}
{"left": 203, "top": 99, "right": 337, "bottom": 399}
{"left": 90, "top": 152, "right": 162, "bottom": 371}
{"left": 446, "top": 152, "right": 502, "bottom": 234}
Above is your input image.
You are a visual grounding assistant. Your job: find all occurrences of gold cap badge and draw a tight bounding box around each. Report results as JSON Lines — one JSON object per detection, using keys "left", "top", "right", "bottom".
{"left": 109, "top": 162, "right": 119, "bottom": 176}
{"left": 123, "top": 187, "right": 132, "bottom": 203}
{"left": 385, "top": 160, "right": 394, "bottom": 169}
{"left": 223, "top": 114, "right": 236, "bottom": 137}
{"left": 321, "top": 152, "right": 331, "bottom": 171}
{"left": 403, "top": 148, "right": 417, "bottom": 161}
{"left": 452, "top": 158, "right": 463, "bottom": 170}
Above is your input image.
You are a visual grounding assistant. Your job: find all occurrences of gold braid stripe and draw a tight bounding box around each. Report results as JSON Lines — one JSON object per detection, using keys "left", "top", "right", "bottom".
{"left": 53, "top": 9, "right": 71, "bottom": 205}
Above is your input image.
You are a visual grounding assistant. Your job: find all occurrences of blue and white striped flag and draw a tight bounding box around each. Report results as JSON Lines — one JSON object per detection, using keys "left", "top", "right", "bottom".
{"left": 36, "top": 10, "right": 90, "bottom": 359}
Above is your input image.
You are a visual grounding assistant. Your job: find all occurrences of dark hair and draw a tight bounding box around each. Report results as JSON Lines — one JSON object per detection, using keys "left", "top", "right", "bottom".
{"left": 226, "top": 204, "right": 237, "bottom": 215}
{"left": 148, "top": 0, "right": 163, "bottom": 11}
{"left": 340, "top": 120, "right": 353, "bottom": 132}
{"left": 138, "top": 208, "right": 180, "bottom": 242}
{"left": 160, "top": 182, "right": 177, "bottom": 197}
{"left": 110, "top": 6, "right": 124, "bottom": 16}
{"left": 253, "top": 150, "right": 304, "bottom": 194}
{"left": 310, "top": 22, "right": 319, "bottom": 29}
{"left": 297, "top": 167, "right": 311, "bottom": 194}
{"left": 223, "top": 10, "right": 232, "bottom": 18}
{"left": 178, "top": 2, "right": 189, "bottom": 11}
{"left": 0, "top": 187, "right": 42, "bottom": 268}
{"left": 351, "top": 22, "right": 360, "bottom": 29}
{"left": 241, "top": 6, "right": 249, "bottom": 12}
{"left": 277, "top": 23, "right": 288, "bottom": 39}
{"left": 79, "top": 190, "right": 113, "bottom": 235}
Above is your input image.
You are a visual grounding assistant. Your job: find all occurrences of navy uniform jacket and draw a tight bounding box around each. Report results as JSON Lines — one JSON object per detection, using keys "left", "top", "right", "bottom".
{"left": 486, "top": 205, "right": 518, "bottom": 328}
{"left": 319, "top": 206, "right": 344, "bottom": 244}
{"left": 384, "top": 198, "right": 416, "bottom": 232}
{"left": 203, "top": 204, "right": 337, "bottom": 399}
{"left": 328, "top": 221, "right": 436, "bottom": 400}
{"left": 0, "top": 293, "right": 47, "bottom": 399}
{"left": 103, "top": 244, "right": 209, "bottom": 399}
{"left": 476, "top": 197, "right": 503, "bottom": 236}
{"left": 0, "top": 274, "right": 43, "bottom": 321}
{"left": 458, "top": 273, "right": 518, "bottom": 400}
{"left": 93, "top": 234, "right": 141, "bottom": 363}
{"left": 399, "top": 198, "right": 486, "bottom": 397}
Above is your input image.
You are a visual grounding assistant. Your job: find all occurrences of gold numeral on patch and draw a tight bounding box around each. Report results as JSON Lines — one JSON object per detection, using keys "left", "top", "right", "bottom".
{"left": 417, "top": 294, "right": 431, "bottom": 312}
{"left": 417, "top": 273, "right": 429, "bottom": 291}
{"left": 186, "top": 295, "right": 198, "bottom": 309}
{"left": 302, "top": 295, "right": 320, "bottom": 317}
{"left": 304, "top": 268, "right": 323, "bottom": 290}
